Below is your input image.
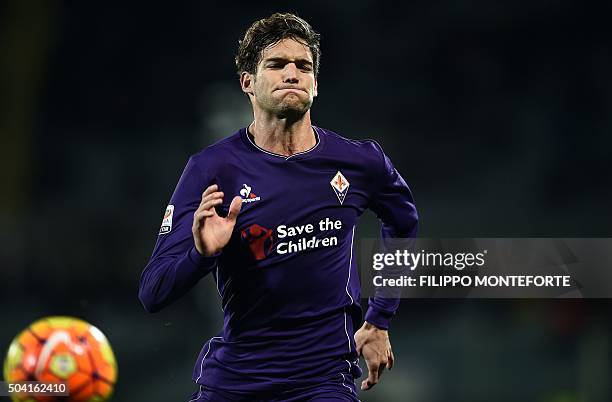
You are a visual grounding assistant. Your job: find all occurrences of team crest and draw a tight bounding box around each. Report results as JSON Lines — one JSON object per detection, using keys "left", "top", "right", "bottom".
{"left": 330, "top": 171, "right": 350, "bottom": 205}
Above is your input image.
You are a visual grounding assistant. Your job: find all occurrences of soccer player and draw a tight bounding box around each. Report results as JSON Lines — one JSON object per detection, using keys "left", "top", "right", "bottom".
{"left": 139, "top": 12, "right": 418, "bottom": 401}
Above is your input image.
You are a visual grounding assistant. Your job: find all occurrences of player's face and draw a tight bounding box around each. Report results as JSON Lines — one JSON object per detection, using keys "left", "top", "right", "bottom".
{"left": 242, "top": 38, "right": 318, "bottom": 118}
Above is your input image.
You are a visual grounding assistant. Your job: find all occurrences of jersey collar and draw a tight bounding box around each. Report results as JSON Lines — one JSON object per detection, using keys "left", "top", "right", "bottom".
{"left": 242, "top": 125, "right": 324, "bottom": 161}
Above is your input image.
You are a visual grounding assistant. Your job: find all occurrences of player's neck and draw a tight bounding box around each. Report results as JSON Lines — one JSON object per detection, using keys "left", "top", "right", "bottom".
{"left": 249, "top": 113, "right": 316, "bottom": 156}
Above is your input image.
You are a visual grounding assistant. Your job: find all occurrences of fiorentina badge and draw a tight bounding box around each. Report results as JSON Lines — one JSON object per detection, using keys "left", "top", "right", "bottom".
{"left": 330, "top": 171, "right": 350, "bottom": 205}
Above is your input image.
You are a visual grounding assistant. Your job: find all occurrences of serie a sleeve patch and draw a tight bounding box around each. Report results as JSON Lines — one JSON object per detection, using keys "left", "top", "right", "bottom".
{"left": 159, "top": 205, "right": 174, "bottom": 234}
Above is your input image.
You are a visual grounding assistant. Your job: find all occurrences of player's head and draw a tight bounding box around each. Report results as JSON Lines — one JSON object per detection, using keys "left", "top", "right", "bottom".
{"left": 236, "top": 13, "right": 320, "bottom": 120}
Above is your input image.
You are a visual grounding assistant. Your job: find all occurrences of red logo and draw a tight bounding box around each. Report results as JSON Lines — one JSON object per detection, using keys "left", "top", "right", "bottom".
{"left": 241, "top": 224, "right": 274, "bottom": 261}
{"left": 334, "top": 174, "right": 347, "bottom": 191}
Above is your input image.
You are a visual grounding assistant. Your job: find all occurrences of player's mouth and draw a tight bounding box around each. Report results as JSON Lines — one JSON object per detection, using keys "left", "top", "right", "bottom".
{"left": 275, "top": 87, "right": 307, "bottom": 94}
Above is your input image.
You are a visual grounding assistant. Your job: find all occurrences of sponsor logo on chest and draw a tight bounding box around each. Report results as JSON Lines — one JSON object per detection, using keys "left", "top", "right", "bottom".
{"left": 239, "top": 183, "right": 261, "bottom": 203}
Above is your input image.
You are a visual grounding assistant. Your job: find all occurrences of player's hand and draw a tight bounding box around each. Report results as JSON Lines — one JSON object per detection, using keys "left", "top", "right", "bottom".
{"left": 354, "top": 321, "right": 394, "bottom": 391}
{"left": 192, "top": 184, "right": 242, "bottom": 257}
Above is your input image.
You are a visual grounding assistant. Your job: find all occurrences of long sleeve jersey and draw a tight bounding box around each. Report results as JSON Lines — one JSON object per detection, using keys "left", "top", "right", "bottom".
{"left": 139, "top": 126, "right": 418, "bottom": 394}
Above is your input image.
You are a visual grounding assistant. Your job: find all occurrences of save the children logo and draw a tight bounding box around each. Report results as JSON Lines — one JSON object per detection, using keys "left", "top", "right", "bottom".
{"left": 241, "top": 224, "right": 274, "bottom": 261}
{"left": 330, "top": 171, "right": 349, "bottom": 205}
{"left": 239, "top": 183, "right": 261, "bottom": 203}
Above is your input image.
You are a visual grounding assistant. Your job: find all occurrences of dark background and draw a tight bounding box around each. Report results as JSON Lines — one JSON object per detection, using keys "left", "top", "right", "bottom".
{"left": 1, "top": 1, "right": 611, "bottom": 401}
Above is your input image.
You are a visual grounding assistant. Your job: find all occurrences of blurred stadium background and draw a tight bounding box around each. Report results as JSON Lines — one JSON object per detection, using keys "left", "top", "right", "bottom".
{"left": 1, "top": 1, "right": 611, "bottom": 401}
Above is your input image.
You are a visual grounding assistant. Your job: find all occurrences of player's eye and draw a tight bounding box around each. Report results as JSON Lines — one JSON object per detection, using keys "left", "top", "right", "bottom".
{"left": 298, "top": 63, "right": 313, "bottom": 72}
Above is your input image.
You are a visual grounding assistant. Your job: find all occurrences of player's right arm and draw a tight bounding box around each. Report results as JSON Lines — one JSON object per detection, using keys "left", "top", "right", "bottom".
{"left": 138, "top": 157, "right": 240, "bottom": 313}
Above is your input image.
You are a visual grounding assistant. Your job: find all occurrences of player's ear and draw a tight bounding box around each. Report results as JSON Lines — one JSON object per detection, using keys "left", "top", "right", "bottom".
{"left": 240, "top": 72, "right": 254, "bottom": 96}
{"left": 313, "top": 77, "right": 318, "bottom": 98}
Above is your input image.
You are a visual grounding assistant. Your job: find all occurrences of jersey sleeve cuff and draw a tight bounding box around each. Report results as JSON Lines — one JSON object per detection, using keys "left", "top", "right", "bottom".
{"left": 188, "top": 247, "right": 220, "bottom": 273}
{"left": 364, "top": 306, "right": 395, "bottom": 330}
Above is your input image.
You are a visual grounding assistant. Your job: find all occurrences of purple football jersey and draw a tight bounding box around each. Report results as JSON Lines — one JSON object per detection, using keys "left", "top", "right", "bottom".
{"left": 139, "top": 126, "right": 418, "bottom": 394}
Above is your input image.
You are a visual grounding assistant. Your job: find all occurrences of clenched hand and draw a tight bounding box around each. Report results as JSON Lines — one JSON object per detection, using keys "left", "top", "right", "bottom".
{"left": 354, "top": 321, "right": 394, "bottom": 391}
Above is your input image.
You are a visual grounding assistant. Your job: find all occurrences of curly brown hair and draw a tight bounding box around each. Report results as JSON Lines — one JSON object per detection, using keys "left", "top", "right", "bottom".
{"left": 235, "top": 12, "right": 321, "bottom": 77}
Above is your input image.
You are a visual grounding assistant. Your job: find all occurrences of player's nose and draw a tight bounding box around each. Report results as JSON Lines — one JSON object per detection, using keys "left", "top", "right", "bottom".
{"left": 282, "top": 63, "right": 299, "bottom": 83}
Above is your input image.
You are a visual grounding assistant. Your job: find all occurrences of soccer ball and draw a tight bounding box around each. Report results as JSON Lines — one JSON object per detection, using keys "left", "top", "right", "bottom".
{"left": 3, "top": 316, "right": 117, "bottom": 402}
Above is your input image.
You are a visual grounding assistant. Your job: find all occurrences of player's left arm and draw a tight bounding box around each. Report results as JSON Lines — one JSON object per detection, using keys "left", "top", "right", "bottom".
{"left": 356, "top": 140, "right": 418, "bottom": 390}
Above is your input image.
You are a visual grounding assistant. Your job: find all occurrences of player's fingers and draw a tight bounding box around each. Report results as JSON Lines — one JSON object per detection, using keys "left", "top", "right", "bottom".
{"left": 199, "top": 198, "right": 223, "bottom": 212}
{"left": 226, "top": 196, "right": 242, "bottom": 222}
{"left": 388, "top": 348, "right": 395, "bottom": 370}
{"left": 361, "top": 363, "right": 379, "bottom": 390}
{"left": 200, "top": 191, "right": 224, "bottom": 205}
{"left": 378, "top": 360, "right": 387, "bottom": 379}
{"left": 194, "top": 209, "right": 215, "bottom": 221}
{"left": 201, "top": 184, "right": 218, "bottom": 199}
{"left": 193, "top": 210, "right": 215, "bottom": 227}
{"left": 193, "top": 202, "right": 221, "bottom": 225}
{"left": 361, "top": 376, "right": 378, "bottom": 391}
